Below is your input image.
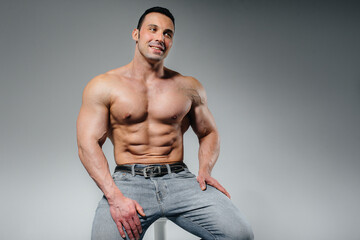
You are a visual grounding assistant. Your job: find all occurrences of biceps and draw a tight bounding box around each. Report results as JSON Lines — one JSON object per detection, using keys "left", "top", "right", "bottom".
{"left": 190, "top": 105, "right": 217, "bottom": 138}
{"left": 77, "top": 104, "right": 109, "bottom": 145}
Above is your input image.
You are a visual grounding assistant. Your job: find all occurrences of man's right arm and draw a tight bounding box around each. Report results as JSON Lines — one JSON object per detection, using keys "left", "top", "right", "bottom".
{"left": 76, "top": 75, "right": 144, "bottom": 240}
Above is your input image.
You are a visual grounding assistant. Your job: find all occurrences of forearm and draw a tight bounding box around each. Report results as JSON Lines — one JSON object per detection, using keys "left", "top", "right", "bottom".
{"left": 198, "top": 130, "right": 220, "bottom": 174}
{"left": 78, "top": 141, "right": 123, "bottom": 200}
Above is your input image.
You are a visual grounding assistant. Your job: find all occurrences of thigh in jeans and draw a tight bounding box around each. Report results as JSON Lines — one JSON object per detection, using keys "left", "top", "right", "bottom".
{"left": 91, "top": 172, "right": 161, "bottom": 240}
{"left": 165, "top": 170, "right": 254, "bottom": 240}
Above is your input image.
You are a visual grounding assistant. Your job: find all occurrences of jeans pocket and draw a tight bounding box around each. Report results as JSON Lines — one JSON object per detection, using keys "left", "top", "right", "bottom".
{"left": 174, "top": 169, "right": 196, "bottom": 179}
{"left": 112, "top": 172, "right": 131, "bottom": 181}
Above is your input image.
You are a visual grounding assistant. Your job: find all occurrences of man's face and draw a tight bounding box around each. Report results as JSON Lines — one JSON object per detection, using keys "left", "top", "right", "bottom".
{"left": 133, "top": 12, "right": 175, "bottom": 62}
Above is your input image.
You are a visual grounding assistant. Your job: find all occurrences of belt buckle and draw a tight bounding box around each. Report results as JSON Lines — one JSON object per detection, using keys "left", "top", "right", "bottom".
{"left": 143, "top": 165, "right": 162, "bottom": 178}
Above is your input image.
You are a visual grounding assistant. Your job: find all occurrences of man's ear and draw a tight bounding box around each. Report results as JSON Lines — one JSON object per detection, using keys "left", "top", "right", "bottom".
{"left": 132, "top": 28, "right": 139, "bottom": 42}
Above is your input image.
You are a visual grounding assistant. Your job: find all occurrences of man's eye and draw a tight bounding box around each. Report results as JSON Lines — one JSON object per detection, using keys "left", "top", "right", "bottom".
{"left": 165, "top": 33, "right": 172, "bottom": 38}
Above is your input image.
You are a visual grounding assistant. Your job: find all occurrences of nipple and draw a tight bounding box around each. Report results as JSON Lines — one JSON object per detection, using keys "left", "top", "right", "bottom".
{"left": 124, "top": 113, "right": 131, "bottom": 119}
{"left": 171, "top": 115, "right": 178, "bottom": 120}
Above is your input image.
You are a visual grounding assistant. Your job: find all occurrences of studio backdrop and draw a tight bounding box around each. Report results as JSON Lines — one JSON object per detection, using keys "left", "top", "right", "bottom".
{"left": 1, "top": 0, "right": 359, "bottom": 239}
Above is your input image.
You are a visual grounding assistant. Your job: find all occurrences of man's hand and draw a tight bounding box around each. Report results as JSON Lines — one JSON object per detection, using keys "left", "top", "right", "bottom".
{"left": 108, "top": 193, "right": 146, "bottom": 240}
{"left": 197, "top": 172, "right": 231, "bottom": 199}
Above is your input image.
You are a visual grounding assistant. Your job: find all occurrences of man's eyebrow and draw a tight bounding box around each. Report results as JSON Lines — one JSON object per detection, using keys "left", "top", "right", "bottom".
{"left": 147, "top": 24, "right": 158, "bottom": 28}
{"left": 147, "top": 24, "right": 174, "bottom": 34}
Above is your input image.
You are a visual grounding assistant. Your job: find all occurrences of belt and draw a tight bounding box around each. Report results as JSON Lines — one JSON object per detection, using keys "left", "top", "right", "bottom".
{"left": 114, "top": 162, "right": 187, "bottom": 178}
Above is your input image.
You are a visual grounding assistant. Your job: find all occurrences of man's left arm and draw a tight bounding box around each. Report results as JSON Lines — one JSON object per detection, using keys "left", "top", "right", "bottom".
{"left": 188, "top": 77, "right": 231, "bottom": 198}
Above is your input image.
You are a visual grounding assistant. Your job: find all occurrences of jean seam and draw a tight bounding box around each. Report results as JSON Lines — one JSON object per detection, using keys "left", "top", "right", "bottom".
{"left": 177, "top": 215, "right": 218, "bottom": 240}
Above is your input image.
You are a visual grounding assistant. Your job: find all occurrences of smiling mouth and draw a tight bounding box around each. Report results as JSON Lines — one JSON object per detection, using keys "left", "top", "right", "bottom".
{"left": 149, "top": 44, "right": 165, "bottom": 52}
{"left": 150, "top": 46, "right": 164, "bottom": 52}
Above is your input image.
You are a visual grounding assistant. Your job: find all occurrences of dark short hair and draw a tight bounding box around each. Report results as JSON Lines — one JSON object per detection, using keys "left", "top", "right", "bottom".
{"left": 137, "top": 6, "right": 175, "bottom": 30}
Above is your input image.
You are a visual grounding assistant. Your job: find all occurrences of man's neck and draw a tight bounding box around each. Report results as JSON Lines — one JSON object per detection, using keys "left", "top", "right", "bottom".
{"left": 129, "top": 50, "right": 165, "bottom": 81}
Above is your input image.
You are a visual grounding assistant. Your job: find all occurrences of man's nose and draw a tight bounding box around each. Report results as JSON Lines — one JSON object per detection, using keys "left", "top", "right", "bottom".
{"left": 154, "top": 32, "right": 165, "bottom": 42}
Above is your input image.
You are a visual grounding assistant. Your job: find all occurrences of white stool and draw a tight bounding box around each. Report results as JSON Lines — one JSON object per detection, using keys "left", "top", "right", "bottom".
{"left": 154, "top": 217, "right": 167, "bottom": 240}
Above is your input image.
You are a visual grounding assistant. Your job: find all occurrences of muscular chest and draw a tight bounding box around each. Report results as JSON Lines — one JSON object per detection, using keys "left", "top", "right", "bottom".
{"left": 110, "top": 80, "right": 192, "bottom": 124}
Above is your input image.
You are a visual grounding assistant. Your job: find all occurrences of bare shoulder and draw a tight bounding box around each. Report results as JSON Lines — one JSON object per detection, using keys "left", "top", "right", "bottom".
{"left": 86, "top": 65, "right": 128, "bottom": 89}
{"left": 177, "top": 72, "right": 206, "bottom": 98}
{"left": 82, "top": 73, "right": 119, "bottom": 106}
{"left": 183, "top": 75, "right": 204, "bottom": 91}
{"left": 163, "top": 67, "right": 202, "bottom": 88}
{"left": 174, "top": 73, "right": 207, "bottom": 105}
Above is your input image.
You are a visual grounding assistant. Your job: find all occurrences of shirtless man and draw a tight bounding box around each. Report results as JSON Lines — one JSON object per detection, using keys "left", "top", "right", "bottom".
{"left": 77, "top": 7, "right": 253, "bottom": 240}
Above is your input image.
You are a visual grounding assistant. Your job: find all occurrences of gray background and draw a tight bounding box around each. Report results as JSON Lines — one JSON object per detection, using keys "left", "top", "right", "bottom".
{"left": 1, "top": 0, "right": 359, "bottom": 239}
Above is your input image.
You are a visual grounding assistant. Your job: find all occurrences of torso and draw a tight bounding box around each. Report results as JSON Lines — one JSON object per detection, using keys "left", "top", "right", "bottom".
{"left": 102, "top": 66, "right": 199, "bottom": 165}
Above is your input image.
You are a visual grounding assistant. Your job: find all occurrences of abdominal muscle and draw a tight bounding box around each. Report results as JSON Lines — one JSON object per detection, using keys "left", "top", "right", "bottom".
{"left": 110, "top": 121, "right": 185, "bottom": 165}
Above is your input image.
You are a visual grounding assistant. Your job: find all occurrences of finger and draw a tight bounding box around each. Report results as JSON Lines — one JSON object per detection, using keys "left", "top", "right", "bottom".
{"left": 128, "top": 219, "right": 140, "bottom": 240}
{"left": 133, "top": 215, "right": 143, "bottom": 235}
{"left": 207, "top": 178, "right": 231, "bottom": 198}
{"left": 220, "top": 187, "right": 231, "bottom": 199}
{"left": 197, "top": 176, "right": 206, "bottom": 190}
{"left": 115, "top": 221, "right": 126, "bottom": 239}
{"left": 223, "top": 186, "right": 231, "bottom": 199}
{"left": 135, "top": 201, "right": 146, "bottom": 217}
{"left": 134, "top": 202, "right": 144, "bottom": 234}
{"left": 122, "top": 221, "right": 135, "bottom": 240}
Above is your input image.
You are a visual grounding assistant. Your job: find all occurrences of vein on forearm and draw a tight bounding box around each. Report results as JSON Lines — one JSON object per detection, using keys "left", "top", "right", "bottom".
{"left": 78, "top": 141, "right": 119, "bottom": 198}
{"left": 198, "top": 130, "right": 220, "bottom": 174}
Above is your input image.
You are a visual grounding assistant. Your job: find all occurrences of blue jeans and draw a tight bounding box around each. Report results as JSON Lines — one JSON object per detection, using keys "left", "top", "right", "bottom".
{"left": 91, "top": 165, "right": 254, "bottom": 240}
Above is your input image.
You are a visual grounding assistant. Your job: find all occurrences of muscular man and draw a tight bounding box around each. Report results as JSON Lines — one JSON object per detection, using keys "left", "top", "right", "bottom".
{"left": 77, "top": 7, "right": 253, "bottom": 240}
